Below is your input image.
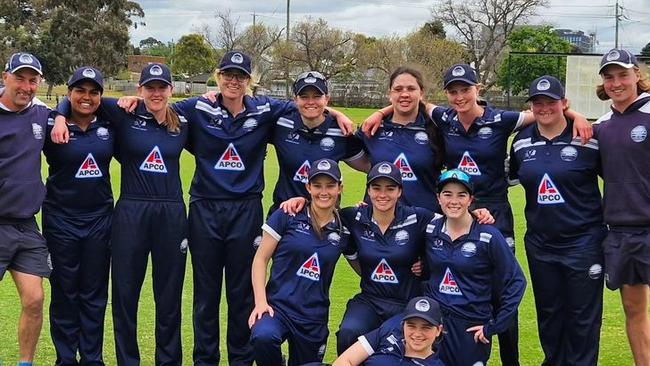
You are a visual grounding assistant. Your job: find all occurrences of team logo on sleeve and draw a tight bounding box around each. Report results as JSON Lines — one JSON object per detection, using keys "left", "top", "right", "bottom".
{"left": 393, "top": 153, "right": 417, "bottom": 181}
{"left": 537, "top": 173, "right": 565, "bottom": 204}
{"left": 215, "top": 143, "right": 245, "bottom": 171}
{"left": 371, "top": 259, "right": 399, "bottom": 284}
{"left": 457, "top": 151, "right": 481, "bottom": 175}
{"left": 75, "top": 153, "right": 103, "bottom": 178}
{"left": 293, "top": 160, "right": 311, "bottom": 183}
{"left": 439, "top": 267, "right": 462, "bottom": 296}
{"left": 296, "top": 253, "right": 320, "bottom": 281}
{"left": 139, "top": 146, "right": 168, "bottom": 173}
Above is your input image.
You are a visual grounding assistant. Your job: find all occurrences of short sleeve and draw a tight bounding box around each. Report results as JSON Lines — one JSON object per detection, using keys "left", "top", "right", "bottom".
{"left": 501, "top": 110, "right": 525, "bottom": 134}
{"left": 262, "top": 208, "right": 289, "bottom": 241}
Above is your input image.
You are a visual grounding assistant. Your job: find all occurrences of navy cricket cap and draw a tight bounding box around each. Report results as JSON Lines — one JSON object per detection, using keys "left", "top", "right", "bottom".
{"left": 437, "top": 169, "right": 474, "bottom": 195}
{"left": 139, "top": 63, "right": 172, "bottom": 86}
{"left": 367, "top": 162, "right": 402, "bottom": 187}
{"left": 308, "top": 158, "right": 342, "bottom": 182}
{"left": 67, "top": 67, "right": 104, "bottom": 93}
{"left": 219, "top": 51, "right": 252, "bottom": 76}
{"left": 599, "top": 48, "right": 638, "bottom": 74}
{"left": 293, "top": 71, "right": 328, "bottom": 95}
{"left": 443, "top": 64, "right": 477, "bottom": 89}
{"left": 526, "top": 75, "right": 565, "bottom": 102}
{"left": 402, "top": 296, "right": 443, "bottom": 326}
{"left": 5, "top": 52, "right": 42, "bottom": 75}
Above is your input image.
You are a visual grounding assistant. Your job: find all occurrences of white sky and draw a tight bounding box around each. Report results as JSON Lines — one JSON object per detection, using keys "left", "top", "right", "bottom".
{"left": 130, "top": 0, "right": 650, "bottom": 53}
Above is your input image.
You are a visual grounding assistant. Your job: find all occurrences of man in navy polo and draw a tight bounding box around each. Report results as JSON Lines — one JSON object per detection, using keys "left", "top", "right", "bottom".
{"left": 0, "top": 52, "right": 51, "bottom": 366}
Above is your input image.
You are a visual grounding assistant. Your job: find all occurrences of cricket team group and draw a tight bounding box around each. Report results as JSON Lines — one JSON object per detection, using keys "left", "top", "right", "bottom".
{"left": 0, "top": 45, "right": 649, "bottom": 366}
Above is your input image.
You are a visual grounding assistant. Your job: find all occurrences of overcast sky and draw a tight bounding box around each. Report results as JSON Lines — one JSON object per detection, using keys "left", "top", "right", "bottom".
{"left": 130, "top": 0, "right": 650, "bottom": 53}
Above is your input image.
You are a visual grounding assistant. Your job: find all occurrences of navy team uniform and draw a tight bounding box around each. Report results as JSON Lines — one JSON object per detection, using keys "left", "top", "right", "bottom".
{"left": 355, "top": 109, "right": 441, "bottom": 212}
{"left": 270, "top": 108, "right": 363, "bottom": 213}
{"left": 423, "top": 218, "right": 526, "bottom": 366}
{"left": 171, "top": 93, "right": 290, "bottom": 365}
{"left": 356, "top": 315, "right": 445, "bottom": 366}
{"left": 510, "top": 119, "right": 606, "bottom": 365}
{"left": 593, "top": 92, "right": 650, "bottom": 289}
{"left": 250, "top": 207, "right": 350, "bottom": 365}
{"left": 43, "top": 115, "right": 114, "bottom": 365}
{"left": 336, "top": 203, "right": 432, "bottom": 354}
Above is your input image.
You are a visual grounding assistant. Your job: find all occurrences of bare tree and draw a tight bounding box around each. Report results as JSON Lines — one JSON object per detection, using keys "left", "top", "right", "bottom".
{"left": 433, "top": 0, "right": 548, "bottom": 90}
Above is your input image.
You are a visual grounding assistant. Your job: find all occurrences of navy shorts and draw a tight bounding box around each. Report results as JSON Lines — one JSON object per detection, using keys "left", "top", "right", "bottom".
{"left": 0, "top": 218, "right": 51, "bottom": 280}
{"left": 603, "top": 228, "right": 650, "bottom": 290}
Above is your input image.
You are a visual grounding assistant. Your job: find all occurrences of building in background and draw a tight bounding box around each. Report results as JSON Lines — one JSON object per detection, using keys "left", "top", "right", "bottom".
{"left": 554, "top": 29, "right": 596, "bottom": 53}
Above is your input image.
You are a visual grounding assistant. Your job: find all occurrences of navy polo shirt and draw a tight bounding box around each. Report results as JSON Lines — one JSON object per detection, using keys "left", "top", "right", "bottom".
{"left": 593, "top": 93, "right": 650, "bottom": 227}
{"left": 172, "top": 95, "right": 291, "bottom": 201}
{"left": 340, "top": 204, "right": 433, "bottom": 304}
{"left": 431, "top": 106, "right": 524, "bottom": 201}
{"left": 271, "top": 109, "right": 364, "bottom": 208}
{"left": 262, "top": 207, "right": 351, "bottom": 323}
{"left": 423, "top": 217, "right": 526, "bottom": 337}
{"left": 358, "top": 314, "right": 445, "bottom": 366}
{"left": 43, "top": 117, "right": 114, "bottom": 217}
{"left": 509, "top": 121, "right": 604, "bottom": 247}
{"left": 355, "top": 110, "right": 441, "bottom": 211}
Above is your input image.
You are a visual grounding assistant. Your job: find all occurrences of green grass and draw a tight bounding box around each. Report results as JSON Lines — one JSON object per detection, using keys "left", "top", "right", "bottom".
{"left": 0, "top": 102, "right": 634, "bottom": 365}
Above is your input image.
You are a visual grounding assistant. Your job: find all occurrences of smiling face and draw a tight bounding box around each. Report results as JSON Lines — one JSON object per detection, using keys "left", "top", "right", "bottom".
{"left": 1, "top": 68, "right": 40, "bottom": 110}
{"left": 138, "top": 80, "right": 172, "bottom": 114}
{"left": 217, "top": 69, "right": 250, "bottom": 100}
{"left": 306, "top": 175, "right": 341, "bottom": 211}
{"left": 601, "top": 65, "right": 640, "bottom": 111}
{"left": 389, "top": 73, "right": 424, "bottom": 117}
{"left": 530, "top": 96, "right": 567, "bottom": 128}
{"left": 444, "top": 81, "right": 479, "bottom": 114}
{"left": 437, "top": 182, "right": 473, "bottom": 219}
{"left": 68, "top": 81, "right": 101, "bottom": 118}
{"left": 367, "top": 178, "right": 402, "bottom": 214}
{"left": 295, "top": 87, "right": 329, "bottom": 121}
{"left": 402, "top": 318, "right": 442, "bottom": 354}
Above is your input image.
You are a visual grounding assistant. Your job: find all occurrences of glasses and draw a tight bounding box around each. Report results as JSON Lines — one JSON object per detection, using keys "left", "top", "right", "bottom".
{"left": 219, "top": 71, "right": 249, "bottom": 82}
{"left": 297, "top": 71, "right": 326, "bottom": 81}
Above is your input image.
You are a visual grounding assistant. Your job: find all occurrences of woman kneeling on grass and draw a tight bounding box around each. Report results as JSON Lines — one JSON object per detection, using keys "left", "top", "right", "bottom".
{"left": 249, "top": 158, "right": 352, "bottom": 366}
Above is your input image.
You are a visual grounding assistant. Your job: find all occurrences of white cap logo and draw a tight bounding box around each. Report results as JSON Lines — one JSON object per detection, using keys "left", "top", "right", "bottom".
{"left": 606, "top": 50, "right": 620, "bottom": 61}
{"left": 19, "top": 54, "right": 33, "bottom": 64}
{"left": 150, "top": 65, "right": 163, "bottom": 76}
{"left": 452, "top": 66, "right": 465, "bottom": 77}
{"left": 415, "top": 299, "right": 430, "bottom": 312}
{"left": 82, "top": 68, "right": 96, "bottom": 78}
{"left": 536, "top": 79, "right": 551, "bottom": 91}
{"left": 378, "top": 163, "right": 392, "bottom": 174}
{"left": 231, "top": 53, "right": 244, "bottom": 64}
{"left": 304, "top": 77, "right": 317, "bottom": 84}
{"left": 317, "top": 160, "right": 331, "bottom": 170}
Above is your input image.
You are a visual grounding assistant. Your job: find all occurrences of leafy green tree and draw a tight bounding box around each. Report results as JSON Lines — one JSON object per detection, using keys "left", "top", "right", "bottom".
{"left": 496, "top": 26, "right": 572, "bottom": 95}
{"left": 170, "top": 34, "right": 216, "bottom": 76}
{"left": 641, "top": 42, "right": 650, "bottom": 57}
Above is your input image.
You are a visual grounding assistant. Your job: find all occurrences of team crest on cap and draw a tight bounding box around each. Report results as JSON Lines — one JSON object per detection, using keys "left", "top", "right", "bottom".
{"left": 393, "top": 153, "right": 417, "bottom": 181}
{"left": 149, "top": 65, "right": 163, "bottom": 76}
{"left": 32, "top": 123, "right": 43, "bottom": 139}
{"left": 231, "top": 53, "right": 244, "bottom": 64}
{"left": 304, "top": 77, "right": 317, "bottom": 84}
{"left": 457, "top": 151, "right": 481, "bottom": 175}
{"left": 439, "top": 267, "right": 462, "bottom": 296}
{"left": 215, "top": 143, "right": 245, "bottom": 171}
{"left": 296, "top": 253, "right": 321, "bottom": 281}
{"left": 560, "top": 146, "right": 578, "bottom": 161}
{"left": 606, "top": 50, "right": 620, "bottom": 61}
{"left": 371, "top": 258, "right": 399, "bottom": 284}
{"left": 537, "top": 173, "right": 564, "bottom": 204}
{"left": 96, "top": 127, "right": 109, "bottom": 140}
{"left": 320, "top": 137, "right": 335, "bottom": 151}
{"left": 293, "top": 160, "right": 311, "bottom": 183}
{"left": 19, "top": 54, "right": 33, "bottom": 64}
{"left": 317, "top": 160, "right": 331, "bottom": 170}
{"left": 377, "top": 163, "right": 392, "bottom": 174}
{"left": 631, "top": 125, "right": 647, "bottom": 142}
{"left": 414, "top": 131, "right": 429, "bottom": 144}
{"left": 82, "top": 68, "right": 96, "bottom": 78}
{"left": 140, "top": 146, "right": 168, "bottom": 173}
{"left": 415, "top": 299, "right": 430, "bottom": 312}
{"left": 536, "top": 79, "right": 551, "bottom": 91}
{"left": 75, "top": 153, "right": 103, "bottom": 178}
{"left": 452, "top": 66, "right": 466, "bottom": 76}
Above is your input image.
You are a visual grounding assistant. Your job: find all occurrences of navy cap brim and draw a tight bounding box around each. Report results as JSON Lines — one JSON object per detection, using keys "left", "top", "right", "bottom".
{"left": 599, "top": 61, "right": 636, "bottom": 74}
{"left": 444, "top": 77, "right": 476, "bottom": 89}
{"left": 220, "top": 65, "right": 251, "bottom": 76}
{"left": 308, "top": 171, "right": 341, "bottom": 182}
{"left": 69, "top": 78, "right": 103, "bottom": 91}
{"left": 367, "top": 175, "right": 402, "bottom": 187}
{"left": 295, "top": 84, "right": 327, "bottom": 96}
{"left": 402, "top": 312, "right": 441, "bottom": 326}
{"left": 9, "top": 65, "right": 43, "bottom": 76}
{"left": 140, "top": 77, "right": 172, "bottom": 86}
{"left": 526, "top": 92, "right": 562, "bottom": 102}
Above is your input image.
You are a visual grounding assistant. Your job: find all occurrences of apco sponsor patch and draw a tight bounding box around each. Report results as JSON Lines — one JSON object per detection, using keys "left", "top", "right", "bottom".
{"left": 371, "top": 258, "right": 398, "bottom": 284}
{"left": 139, "top": 146, "right": 168, "bottom": 173}
{"left": 457, "top": 151, "right": 481, "bottom": 176}
{"left": 293, "top": 160, "right": 311, "bottom": 183}
{"left": 537, "top": 173, "right": 565, "bottom": 204}
{"left": 439, "top": 267, "right": 462, "bottom": 296}
{"left": 75, "top": 153, "right": 102, "bottom": 178}
{"left": 296, "top": 253, "right": 321, "bottom": 281}
{"left": 393, "top": 153, "right": 417, "bottom": 181}
{"left": 215, "top": 143, "right": 245, "bottom": 171}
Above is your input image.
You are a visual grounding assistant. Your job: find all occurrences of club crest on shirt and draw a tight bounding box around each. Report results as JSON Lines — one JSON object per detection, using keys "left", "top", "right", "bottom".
{"left": 395, "top": 230, "right": 409, "bottom": 246}
{"left": 320, "top": 137, "right": 335, "bottom": 151}
{"left": 96, "top": 127, "right": 110, "bottom": 141}
{"left": 439, "top": 267, "right": 463, "bottom": 296}
{"left": 75, "top": 153, "right": 103, "bottom": 178}
{"left": 537, "top": 173, "right": 564, "bottom": 204}
{"left": 32, "top": 123, "right": 43, "bottom": 139}
{"left": 393, "top": 153, "right": 417, "bottom": 181}
{"left": 457, "top": 151, "right": 481, "bottom": 175}
{"left": 285, "top": 131, "right": 301, "bottom": 144}
{"left": 379, "top": 130, "right": 393, "bottom": 140}
{"left": 560, "top": 146, "right": 578, "bottom": 162}
{"left": 414, "top": 131, "right": 428, "bottom": 144}
{"left": 477, "top": 127, "right": 493, "bottom": 139}
{"left": 215, "top": 143, "right": 245, "bottom": 171}
{"left": 631, "top": 125, "right": 647, "bottom": 143}
{"left": 296, "top": 253, "right": 320, "bottom": 281}
{"left": 362, "top": 228, "right": 376, "bottom": 241}
{"left": 139, "top": 146, "right": 168, "bottom": 173}
{"left": 371, "top": 258, "right": 399, "bottom": 284}
{"left": 293, "top": 160, "right": 311, "bottom": 183}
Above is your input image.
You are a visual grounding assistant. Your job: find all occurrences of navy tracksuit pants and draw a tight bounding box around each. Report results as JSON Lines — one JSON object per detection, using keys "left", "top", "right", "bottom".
{"left": 111, "top": 199, "right": 187, "bottom": 366}
{"left": 438, "top": 313, "right": 492, "bottom": 366}
{"left": 525, "top": 228, "right": 606, "bottom": 366}
{"left": 43, "top": 212, "right": 111, "bottom": 366}
{"left": 189, "top": 198, "right": 261, "bottom": 366}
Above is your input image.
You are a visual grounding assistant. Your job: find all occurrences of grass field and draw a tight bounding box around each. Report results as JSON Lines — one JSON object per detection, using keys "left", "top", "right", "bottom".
{"left": 0, "top": 102, "right": 635, "bottom": 365}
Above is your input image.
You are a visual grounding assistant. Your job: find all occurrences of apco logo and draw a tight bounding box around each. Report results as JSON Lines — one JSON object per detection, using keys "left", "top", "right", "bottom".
{"left": 75, "top": 153, "right": 102, "bottom": 178}
{"left": 296, "top": 253, "right": 321, "bottom": 281}
{"left": 139, "top": 146, "right": 168, "bottom": 173}
{"left": 215, "top": 143, "right": 245, "bottom": 171}
{"left": 439, "top": 267, "right": 462, "bottom": 296}
{"left": 393, "top": 153, "right": 417, "bottom": 181}
{"left": 537, "top": 173, "right": 565, "bottom": 204}
{"left": 457, "top": 151, "right": 481, "bottom": 175}
{"left": 293, "top": 160, "right": 311, "bottom": 183}
{"left": 371, "top": 258, "right": 399, "bottom": 284}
